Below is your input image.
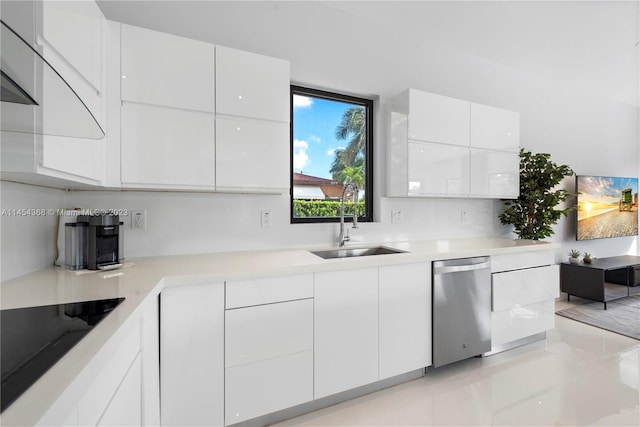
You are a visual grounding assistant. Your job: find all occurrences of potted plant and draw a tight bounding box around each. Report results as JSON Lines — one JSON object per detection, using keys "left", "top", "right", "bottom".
{"left": 499, "top": 149, "right": 575, "bottom": 240}
{"left": 568, "top": 249, "right": 581, "bottom": 263}
{"left": 583, "top": 252, "right": 592, "bottom": 264}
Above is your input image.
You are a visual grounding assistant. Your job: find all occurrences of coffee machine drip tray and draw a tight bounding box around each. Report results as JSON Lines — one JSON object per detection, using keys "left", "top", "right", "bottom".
{"left": 0, "top": 297, "right": 125, "bottom": 412}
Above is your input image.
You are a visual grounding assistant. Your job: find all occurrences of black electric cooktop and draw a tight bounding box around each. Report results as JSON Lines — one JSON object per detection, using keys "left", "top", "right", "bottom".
{"left": 0, "top": 297, "right": 124, "bottom": 412}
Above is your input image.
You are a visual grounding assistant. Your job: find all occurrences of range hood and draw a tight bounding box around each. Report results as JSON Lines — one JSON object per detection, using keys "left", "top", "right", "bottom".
{"left": 0, "top": 20, "right": 105, "bottom": 139}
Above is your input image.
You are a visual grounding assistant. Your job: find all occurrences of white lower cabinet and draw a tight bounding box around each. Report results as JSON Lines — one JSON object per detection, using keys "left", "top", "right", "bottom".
{"left": 379, "top": 263, "right": 431, "bottom": 379}
{"left": 225, "top": 299, "right": 313, "bottom": 425}
{"left": 76, "top": 319, "right": 141, "bottom": 426}
{"left": 490, "top": 250, "right": 559, "bottom": 350}
{"left": 96, "top": 354, "right": 142, "bottom": 426}
{"left": 224, "top": 275, "right": 313, "bottom": 425}
{"left": 314, "top": 267, "right": 379, "bottom": 399}
{"left": 160, "top": 283, "right": 224, "bottom": 427}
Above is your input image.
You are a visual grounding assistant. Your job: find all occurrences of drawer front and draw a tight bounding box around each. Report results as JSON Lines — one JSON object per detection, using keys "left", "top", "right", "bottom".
{"left": 225, "top": 351, "right": 313, "bottom": 425}
{"left": 492, "top": 265, "right": 559, "bottom": 311}
{"left": 226, "top": 273, "right": 313, "bottom": 308}
{"left": 491, "top": 250, "right": 554, "bottom": 273}
{"left": 491, "top": 300, "right": 555, "bottom": 347}
{"left": 225, "top": 299, "right": 313, "bottom": 368}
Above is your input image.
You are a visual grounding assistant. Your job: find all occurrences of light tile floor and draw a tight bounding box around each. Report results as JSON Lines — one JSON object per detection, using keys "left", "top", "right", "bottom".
{"left": 275, "top": 296, "right": 640, "bottom": 426}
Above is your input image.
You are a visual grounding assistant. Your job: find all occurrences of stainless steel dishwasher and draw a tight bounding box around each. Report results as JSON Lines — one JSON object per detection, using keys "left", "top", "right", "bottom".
{"left": 432, "top": 256, "right": 491, "bottom": 368}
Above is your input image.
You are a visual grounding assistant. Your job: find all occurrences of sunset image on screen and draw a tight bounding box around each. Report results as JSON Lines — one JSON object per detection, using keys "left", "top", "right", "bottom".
{"left": 577, "top": 176, "right": 638, "bottom": 240}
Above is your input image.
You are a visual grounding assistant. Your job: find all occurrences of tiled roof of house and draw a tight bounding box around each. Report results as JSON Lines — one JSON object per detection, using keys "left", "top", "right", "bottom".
{"left": 293, "top": 172, "right": 339, "bottom": 186}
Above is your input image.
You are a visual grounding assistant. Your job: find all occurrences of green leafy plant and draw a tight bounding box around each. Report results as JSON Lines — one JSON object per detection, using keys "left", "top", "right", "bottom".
{"left": 293, "top": 200, "right": 364, "bottom": 218}
{"left": 583, "top": 252, "right": 592, "bottom": 263}
{"left": 569, "top": 249, "right": 581, "bottom": 258}
{"left": 499, "top": 149, "right": 575, "bottom": 240}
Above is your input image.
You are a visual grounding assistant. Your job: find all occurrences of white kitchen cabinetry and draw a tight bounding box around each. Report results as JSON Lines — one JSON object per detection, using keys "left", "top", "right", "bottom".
{"left": 388, "top": 88, "right": 520, "bottom": 199}
{"left": 406, "top": 89, "right": 470, "bottom": 145}
{"left": 120, "top": 103, "right": 215, "bottom": 189}
{"left": 1, "top": 0, "right": 107, "bottom": 188}
{"left": 314, "top": 267, "right": 379, "bottom": 398}
{"left": 469, "top": 148, "right": 519, "bottom": 198}
{"left": 216, "top": 46, "right": 290, "bottom": 122}
{"left": 470, "top": 103, "right": 520, "bottom": 152}
{"left": 408, "top": 141, "right": 469, "bottom": 196}
{"left": 379, "top": 263, "right": 431, "bottom": 379}
{"left": 224, "top": 274, "right": 313, "bottom": 425}
{"left": 215, "top": 46, "right": 290, "bottom": 193}
{"left": 490, "top": 250, "right": 559, "bottom": 350}
{"left": 160, "top": 282, "right": 224, "bottom": 427}
{"left": 96, "top": 354, "right": 142, "bottom": 426}
{"left": 215, "top": 116, "right": 289, "bottom": 192}
{"left": 119, "top": 24, "right": 216, "bottom": 190}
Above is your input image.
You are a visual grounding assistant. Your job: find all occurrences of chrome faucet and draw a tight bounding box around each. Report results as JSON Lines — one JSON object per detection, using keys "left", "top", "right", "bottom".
{"left": 338, "top": 183, "right": 358, "bottom": 247}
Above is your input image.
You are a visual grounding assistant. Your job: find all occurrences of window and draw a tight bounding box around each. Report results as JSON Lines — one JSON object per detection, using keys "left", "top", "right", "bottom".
{"left": 290, "top": 86, "right": 373, "bottom": 223}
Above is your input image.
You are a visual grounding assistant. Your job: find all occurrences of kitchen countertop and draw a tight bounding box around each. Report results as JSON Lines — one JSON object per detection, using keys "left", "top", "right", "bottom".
{"left": 0, "top": 237, "right": 558, "bottom": 425}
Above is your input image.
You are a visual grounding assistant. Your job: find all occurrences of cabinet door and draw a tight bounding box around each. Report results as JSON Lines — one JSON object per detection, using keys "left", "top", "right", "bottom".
{"left": 121, "top": 24, "right": 214, "bottom": 112}
{"left": 314, "top": 268, "right": 378, "bottom": 398}
{"left": 379, "top": 263, "right": 431, "bottom": 379}
{"left": 469, "top": 148, "right": 519, "bottom": 198}
{"left": 408, "top": 89, "right": 470, "bottom": 146}
{"left": 121, "top": 102, "right": 215, "bottom": 189}
{"left": 96, "top": 354, "right": 142, "bottom": 426}
{"left": 408, "top": 141, "right": 469, "bottom": 196}
{"left": 215, "top": 117, "right": 289, "bottom": 192}
{"left": 492, "top": 265, "right": 560, "bottom": 311}
{"left": 470, "top": 103, "right": 519, "bottom": 152}
{"left": 225, "top": 299, "right": 313, "bottom": 424}
{"left": 216, "top": 45, "right": 289, "bottom": 122}
{"left": 161, "top": 282, "right": 224, "bottom": 426}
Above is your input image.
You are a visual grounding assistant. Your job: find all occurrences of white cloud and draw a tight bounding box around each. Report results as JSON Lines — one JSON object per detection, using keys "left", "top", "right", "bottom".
{"left": 308, "top": 135, "right": 321, "bottom": 144}
{"left": 293, "top": 139, "right": 310, "bottom": 171}
{"left": 293, "top": 95, "right": 313, "bottom": 109}
{"left": 327, "top": 146, "right": 345, "bottom": 156}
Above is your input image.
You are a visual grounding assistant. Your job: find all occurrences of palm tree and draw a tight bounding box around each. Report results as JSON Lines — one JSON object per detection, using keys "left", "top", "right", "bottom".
{"left": 332, "top": 106, "right": 366, "bottom": 185}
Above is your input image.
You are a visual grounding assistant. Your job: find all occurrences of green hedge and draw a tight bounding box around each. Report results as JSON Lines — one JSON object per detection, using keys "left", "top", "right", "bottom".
{"left": 293, "top": 200, "right": 365, "bottom": 218}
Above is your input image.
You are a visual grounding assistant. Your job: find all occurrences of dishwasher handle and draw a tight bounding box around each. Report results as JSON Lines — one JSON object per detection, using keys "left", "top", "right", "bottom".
{"left": 433, "top": 260, "right": 491, "bottom": 275}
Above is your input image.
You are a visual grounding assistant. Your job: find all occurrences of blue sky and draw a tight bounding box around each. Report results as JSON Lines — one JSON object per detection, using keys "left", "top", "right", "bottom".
{"left": 292, "top": 94, "right": 354, "bottom": 179}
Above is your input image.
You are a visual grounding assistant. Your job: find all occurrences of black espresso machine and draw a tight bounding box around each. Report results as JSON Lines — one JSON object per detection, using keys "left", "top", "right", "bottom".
{"left": 73, "top": 214, "right": 123, "bottom": 270}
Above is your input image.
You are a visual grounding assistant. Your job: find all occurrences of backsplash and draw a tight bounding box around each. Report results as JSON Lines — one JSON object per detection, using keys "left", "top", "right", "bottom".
{"left": 1, "top": 181, "right": 65, "bottom": 281}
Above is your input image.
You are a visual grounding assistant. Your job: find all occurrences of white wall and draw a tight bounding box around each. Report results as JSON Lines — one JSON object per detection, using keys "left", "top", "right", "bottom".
{"left": 0, "top": 181, "right": 65, "bottom": 281}
{"left": 63, "top": 191, "right": 505, "bottom": 260}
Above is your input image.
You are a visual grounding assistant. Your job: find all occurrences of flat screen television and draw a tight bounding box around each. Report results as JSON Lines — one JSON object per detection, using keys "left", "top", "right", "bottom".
{"left": 576, "top": 175, "right": 638, "bottom": 240}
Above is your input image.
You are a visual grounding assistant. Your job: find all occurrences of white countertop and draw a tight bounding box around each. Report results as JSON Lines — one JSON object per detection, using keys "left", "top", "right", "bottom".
{"left": 0, "top": 237, "right": 558, "bottom": 425}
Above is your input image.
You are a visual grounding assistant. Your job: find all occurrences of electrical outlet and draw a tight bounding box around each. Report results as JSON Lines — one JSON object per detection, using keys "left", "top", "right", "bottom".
{"left": 261, "top": 210, "right": 272, "bottom": 227}
{"left": 132, "top": 210, "right": 146, "bottom": 229}
{"left": 460, "top": 210, "right": 468, "bottom": 224}
{"left": 391, "top": 210, "right": 403, "bottom": 224}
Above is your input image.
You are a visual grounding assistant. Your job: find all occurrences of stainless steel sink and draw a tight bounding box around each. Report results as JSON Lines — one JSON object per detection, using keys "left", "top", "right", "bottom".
{"left": 310, "top": 246, "right": 405, "bottom": 260}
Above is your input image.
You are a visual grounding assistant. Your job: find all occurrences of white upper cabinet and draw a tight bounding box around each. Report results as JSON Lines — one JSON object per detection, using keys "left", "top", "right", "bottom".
{"left": 121, "top": 24, "right": 214, "bottom": 112}
{"left": 1, "top": 0, "right": 107, "bottom": 188}
{"left": 469, "top": 149, "right": 519, "bottom": 198}
{"left": 120, "top": 103, "right": 215, "bottom": 189}
{"left": 388, "top": 88, "right": 520, "bottom": 199}
{"left": 215, "top": 46, "right": 290, "bottom": 122}
{"left": 119, "top": 24, "right": 215, "bottom": 190}
{"left": 408, "top": 141, "right": 470, "bottom": 196}
{"left": 215, "top": 116, "right": 289, "bottom": 192}
{"left": 407, "top": 89, "right": 470, "bottom": 146}
{"left": 470, "top": 103, "right": 520, "bottom": 152}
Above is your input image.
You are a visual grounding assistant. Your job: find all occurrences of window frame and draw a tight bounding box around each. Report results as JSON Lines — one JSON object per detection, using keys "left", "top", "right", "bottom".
{"left": 290, "top": 85, "right": 374, "bottom": 224}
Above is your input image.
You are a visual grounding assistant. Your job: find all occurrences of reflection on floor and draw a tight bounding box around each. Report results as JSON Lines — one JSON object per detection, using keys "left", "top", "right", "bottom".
{"left": 275, "top": 295, "right": 640, "bottom": 426}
